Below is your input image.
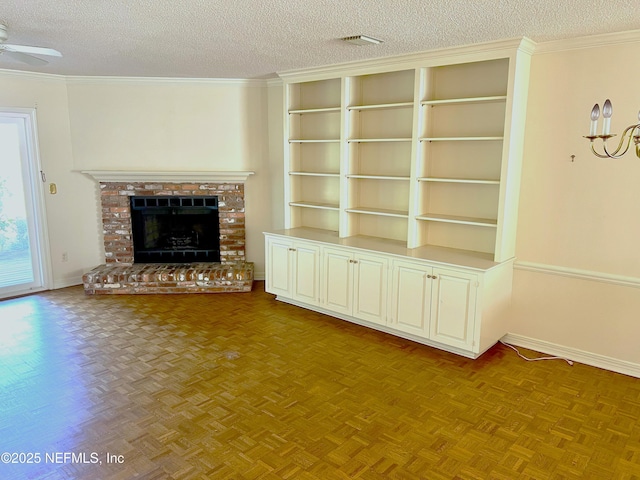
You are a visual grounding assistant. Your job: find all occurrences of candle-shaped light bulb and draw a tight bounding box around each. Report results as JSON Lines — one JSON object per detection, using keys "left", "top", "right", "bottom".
{"left": 602, "top": 99, "right": 613, "bottom": 135}
{"left": 589, "top": 103, "right": 600, "bottom": 136}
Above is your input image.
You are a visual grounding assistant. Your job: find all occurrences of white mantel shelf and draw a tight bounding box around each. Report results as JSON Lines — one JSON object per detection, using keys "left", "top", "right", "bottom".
{"left": 80, "top": 170, "right": 255, "bottom": 183}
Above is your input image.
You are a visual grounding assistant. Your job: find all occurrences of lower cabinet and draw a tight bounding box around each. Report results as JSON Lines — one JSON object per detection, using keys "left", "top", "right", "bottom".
{"left": 389, "top": 259, "right": 434, "bottom": 338}
{"left": 265, "top": 236, "right": 320, "bottom": 306}
{"left": 429, "top": 268, "right": 478, "bottom": 351}
{"left": 389, "top": 260, "right": 477, "bottom": 350}
{"left": 264, "top": 232, "right": 511, "bottom": 358}
{"left": 322, "top": 247, "right": 388, "bottom": 325}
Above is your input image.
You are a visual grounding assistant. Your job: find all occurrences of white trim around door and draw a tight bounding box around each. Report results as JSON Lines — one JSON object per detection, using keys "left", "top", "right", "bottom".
{"left": 0, "top": 108, "right": 52, "bottom": 299}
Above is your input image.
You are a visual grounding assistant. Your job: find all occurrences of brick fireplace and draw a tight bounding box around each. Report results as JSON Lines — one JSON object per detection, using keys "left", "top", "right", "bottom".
{"left": 81, "top": 171, "right": 254, "bottom": 294}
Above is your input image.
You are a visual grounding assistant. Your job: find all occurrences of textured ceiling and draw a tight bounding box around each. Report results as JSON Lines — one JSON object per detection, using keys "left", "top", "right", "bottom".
{"left": 0, "top": 0, "right": 639, "bottom": 79}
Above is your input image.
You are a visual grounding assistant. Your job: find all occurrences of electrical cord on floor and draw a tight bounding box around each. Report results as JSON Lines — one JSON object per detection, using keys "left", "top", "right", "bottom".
{"left": 499, "top": 340, "right": 574, "bottom": 366}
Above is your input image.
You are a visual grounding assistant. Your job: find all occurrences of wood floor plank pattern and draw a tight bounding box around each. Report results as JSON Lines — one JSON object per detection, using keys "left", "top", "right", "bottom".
{"left": 1, "top": 283, "right": 639, "bottom": 479}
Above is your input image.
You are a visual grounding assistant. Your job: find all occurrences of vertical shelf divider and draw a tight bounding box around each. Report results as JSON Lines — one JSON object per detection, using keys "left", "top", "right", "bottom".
{"left": 283, "top": 83, "right": 294, "bottom": 230}
{"left": 340, "top": 76, "right": 352, "bottom": 238}
{"left": 407, "top": 68, "right": 426, "bottom": 249}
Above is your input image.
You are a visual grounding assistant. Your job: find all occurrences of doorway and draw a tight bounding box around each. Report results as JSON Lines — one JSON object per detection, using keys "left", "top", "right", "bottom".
{"left": 0, "top": 109, "right": 50, "bottom": 299}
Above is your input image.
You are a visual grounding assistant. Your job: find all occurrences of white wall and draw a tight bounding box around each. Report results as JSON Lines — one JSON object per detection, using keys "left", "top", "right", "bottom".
{"left": 0, "top": 70, "right": 101, "bottom": 289}
{"left": 66, "top": 77, "right": 272, "bottom": 278}
{"left": 510, "top": 35, "right": 640, "bottom": 371}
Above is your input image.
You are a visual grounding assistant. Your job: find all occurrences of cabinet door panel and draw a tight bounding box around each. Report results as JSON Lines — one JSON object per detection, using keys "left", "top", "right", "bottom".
{"left": 353, "top": 254, "right": 388, "bottom": 325}
{"left": 322, "top": 248, "right": 353, "bottom": 315}
{"left": 292, "top": 243, "right": 320, "bottom": 305}
{"left": 265, "top": 238, "right": 292, "bottom": 296}
{"left": 430, "top": 269, "right": 477, "bottom": 350}
{"left": 390, "top": 261, "right": 432, "bottom": 337}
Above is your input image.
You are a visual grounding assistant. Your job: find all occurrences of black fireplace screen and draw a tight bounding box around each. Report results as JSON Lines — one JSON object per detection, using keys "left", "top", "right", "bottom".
{"left": 130, "top": 196, "right": 221, "bottom": 263}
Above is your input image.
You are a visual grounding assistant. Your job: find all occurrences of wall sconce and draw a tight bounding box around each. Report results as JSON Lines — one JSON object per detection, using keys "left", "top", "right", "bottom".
{"left": 585, "top": 99, "right": 640, "bottom": 158}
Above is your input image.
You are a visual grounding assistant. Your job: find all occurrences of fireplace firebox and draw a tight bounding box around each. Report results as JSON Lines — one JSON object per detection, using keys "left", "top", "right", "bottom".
{"left": 130, "top": 195, "right": 221, "bottom": 263}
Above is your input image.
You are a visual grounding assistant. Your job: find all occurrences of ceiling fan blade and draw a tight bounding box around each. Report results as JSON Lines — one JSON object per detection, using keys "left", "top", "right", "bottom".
{"left": 1, "top": 49, "right": 49, "bottom": 66}
{"left": 2, "top": 43, "right": 62, "bottom": 57}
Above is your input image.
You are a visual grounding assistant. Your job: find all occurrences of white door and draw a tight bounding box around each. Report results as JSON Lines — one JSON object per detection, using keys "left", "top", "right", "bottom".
{"left": 352, "top": 253, "right": 388, "bottom": 325}
{"left": 291, "top": 242, "right": 320, "bottom": 305}
{"left": 322, "top": 247, "right": 352, "bottom": 315}
{"left": 390, "top": 260, "right": 432, "bottom": 338}
{"left": 430, "top": 268, "right": 477, "bottom": 351}
{"left": 0, "top": 109, "right": 49, "bottom": 299}
{"left": 265, "top": 237, "right": 293, "bottom": 296}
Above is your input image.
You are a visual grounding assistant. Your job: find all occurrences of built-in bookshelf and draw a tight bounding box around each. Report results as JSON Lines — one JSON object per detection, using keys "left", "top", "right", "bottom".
{"left": 285, "top": 78, "right": 342, "bottom": 232}
{"left": 280, "top": 39, "right": 533, "bottom": 263}
{"left": 415, "top": 58, "right": 510, "bottom": 257}
{"left": 344, "top": 69, "right": 415, "bottom": 242}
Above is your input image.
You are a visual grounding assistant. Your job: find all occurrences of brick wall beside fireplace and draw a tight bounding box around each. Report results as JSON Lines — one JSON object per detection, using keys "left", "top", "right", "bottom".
{"left": 100, "top": 181, "right": 246, "bottom": 265}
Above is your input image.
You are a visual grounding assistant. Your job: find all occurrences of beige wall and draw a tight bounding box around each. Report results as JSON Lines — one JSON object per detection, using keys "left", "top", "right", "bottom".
{"left": 2, "top": 32, "right": 639, "bottom": 371}
{"left": 0, "top": 71, "right": 101, "bottom": 288}
{"left": 66, "top": 78, "right": 273, "bottom": 277}
{"left": 66, "top": 79, "right": 264, "bottom": 171}
{"left": 0, "top": 74, "right": 275, "bottom": 282}
{"left": 511, "top": 38, "right": 640, "bottom": 366}
{"left": 267, "top": 80, "right": 285, "bottom": 230}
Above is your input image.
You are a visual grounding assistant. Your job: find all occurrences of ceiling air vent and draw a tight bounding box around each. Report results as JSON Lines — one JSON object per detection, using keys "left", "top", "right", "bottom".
{"left": 341, "top": 35, "right": 383, "bottom": 46}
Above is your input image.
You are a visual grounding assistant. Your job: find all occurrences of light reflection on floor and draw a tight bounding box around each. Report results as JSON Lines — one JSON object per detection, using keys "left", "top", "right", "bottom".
{"left": 0, "top": 300, "right": 39, "bottom": 367}
{"left": 0, "top": 294, "right": 89, "bottom": 478}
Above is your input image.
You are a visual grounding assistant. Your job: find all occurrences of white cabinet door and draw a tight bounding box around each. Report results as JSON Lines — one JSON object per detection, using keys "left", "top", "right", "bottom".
{"left": 291, "top": 242, "right": 320, "bottom": 305}
{"left": 265, "top": 237, "right": 293, "bottom": 296}
{"left": 352, "top": 253, "right": 388, "bottom": 325}
{"left": 322, "top": 247, "right": 353, "bottom": 316}
{"left": 322, "top": 248, "right": 388, "bottom": 324}
{"left": 389, "top": 260, "right": 433, "bottom": 338}
{"left": 430, "top": 268, "right": 478, "bottom": 351}
{"left": 265, "top": 236, "right": 320, "bottom": 305}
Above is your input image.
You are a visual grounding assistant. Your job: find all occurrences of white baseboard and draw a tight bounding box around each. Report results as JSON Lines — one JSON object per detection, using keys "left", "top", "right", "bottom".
{"left": 502, "top": 333, "right": 640, "bottom": 379}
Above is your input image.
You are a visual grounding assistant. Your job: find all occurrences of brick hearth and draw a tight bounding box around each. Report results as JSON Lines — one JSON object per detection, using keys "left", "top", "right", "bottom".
{"left": 83, "top": 262, "right": 253, "bottom": 294}
{"left": 82, "top": 179, "right": 253, "bottom": 294}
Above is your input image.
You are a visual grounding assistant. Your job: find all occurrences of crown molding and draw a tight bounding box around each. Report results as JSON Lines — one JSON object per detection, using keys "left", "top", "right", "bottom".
{"left": 4, "top": 30, "right": 638, "bottom": 86}
{"left": 277, "top": 37, "right": 536, "bottom": 83}
{"left": 0, "top": 68, "right": 66, "bottom": 82}
{"left": 0, "top": 67, "right": 267, "bottom": 86}
{"left": 535, "top": 29, "right": 640, "bottom": 54}
{"left": 266, "top": 77, "right": 284, "bottom": 88}
{"left": 80, "top": 170, "right": 255, "bottom": 183}
{"left": 65, "top": 76, "right": 266, "bottom": 87}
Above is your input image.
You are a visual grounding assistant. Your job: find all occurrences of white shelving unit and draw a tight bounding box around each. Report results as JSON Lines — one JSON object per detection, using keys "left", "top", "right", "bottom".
{"left": 280, "top": 39, "right": 533, "bottom": 263}
{"left": 285, "top": 78, "right": 342, "bottom": 232}
{"left": 343, "top": 69, "right": 416, "bottom": 243}
{"left": 272, "top": 39, "right": 534, "bottom": 358}
{"left": 414, "top": 58, "right": 517, "bottom": 258}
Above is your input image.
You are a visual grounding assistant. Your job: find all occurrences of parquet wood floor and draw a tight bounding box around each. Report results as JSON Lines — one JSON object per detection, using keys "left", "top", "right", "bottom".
{"left": 1, "top": 283, "right": 639, "bottom": 480}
